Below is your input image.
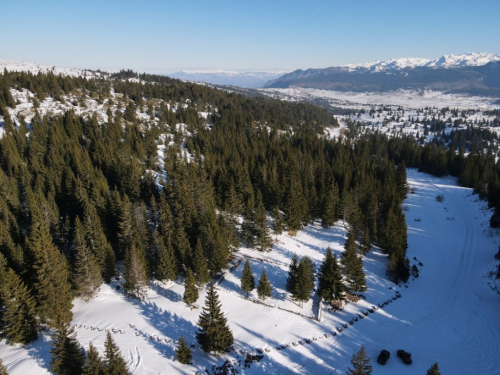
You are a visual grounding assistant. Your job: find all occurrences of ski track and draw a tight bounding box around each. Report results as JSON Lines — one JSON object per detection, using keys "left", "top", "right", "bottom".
{"left": 405, "top": 174, "right": 500, "bottom": 374}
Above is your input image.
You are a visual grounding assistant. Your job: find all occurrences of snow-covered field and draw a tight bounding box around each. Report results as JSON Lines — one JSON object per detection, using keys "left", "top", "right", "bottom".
{"left": 1, "top": 169, "right": 499, "bottom": 374}
{"left": 261, "top": 87, "right": 500, "bottom": 111}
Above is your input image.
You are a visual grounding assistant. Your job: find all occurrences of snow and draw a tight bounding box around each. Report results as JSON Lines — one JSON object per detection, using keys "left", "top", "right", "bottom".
{"left": 1, "top": 169, "right": 499, "bottom": 374}
{"left": 340, "top": 52, "right": 500, "bottom": 72}
{"left": 261, "top": 87, "right": 500, "bottom": 110}
{"left": 0, "top": 59, "right": 108, "bottom": 78}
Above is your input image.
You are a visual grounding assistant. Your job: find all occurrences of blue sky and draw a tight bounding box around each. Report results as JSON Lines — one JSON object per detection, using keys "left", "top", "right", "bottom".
{"left": 1, "top": 0, "right": 499, "bottom": 73}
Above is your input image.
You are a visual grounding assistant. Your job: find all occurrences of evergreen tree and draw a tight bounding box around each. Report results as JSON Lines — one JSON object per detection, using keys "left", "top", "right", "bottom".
{"left": 253, "top": 191, "right": 272, "bottom": 251}
{"left": 28, "top": 217, "right": 73, "bottom": 326}
{"left": 285, "top": 253, "right": 299, "bottom": 295}
{"left": 183, "top": 268, "right": 199, "bottom": 306}
{"left": 426, "top": 362, "right": 441, "bottom": 375}
{"left": 240, "top": 260, "right": 255, "bottom": 298}
{"left": 82, "top": 205, "right": 116, "bottom": 282}
{"left": 154, "top": 233, "right": 177, "bottom": 282}
{"left": 103, "top": 331, "right": 130, "bottom": 375}
{"left": 0, "top": 357, "right": 7, "bottom": 375}
{"left": 257, "top": 269, "right": 272, "bottom": 301}
{"left": 1, "top": 268, "right": 38, "bottom": 345}
{"left": 196, "top": 283, "right": 234, "bottom": 353}
{"left": 321, "top": 181, "right": 339, "bottom": 227}
{"left": 82, "top": 342, "right": 105, "bottom": 375}
{"left": 50, "top": 324, "right": 85, "bottom": 375}
{"left": 283, "top": 173, "right": 307, "bottom": 231}
{"left": 175, "top": 335, "right": 192, "bottom": 364}
{"left": 318, "top": 248, "right": 345, "bottom": 302}
{"left": 192, "top": 239, "right": 210, "bottom": 286}
{"left": 172, "top": 217, "right": 192, "bottom": 271}
{"left": 341, "top": 230, "right": 358, "bottom": 284}
{"left": 350, "top": 254, "right": 368, "bottom": 296}
{"left": 360, "top": 230, "right": 371, "bottom": 255}
{"left": 346, "top": 345, "right": 372, "bottom": 375}
{"left": 271, "top": 205, "right": 284, "bottom": 239}
{"left": 294, "top": 257, "right": 315, "bottom": 307}
{"left": 123, "top": 243, "right": 148, "bottom": 300}
{"left": 241, "top": 210, "right": 256, "bottom": 248}
{"left": 73, "top": 217, "right": 102, "bottom": 301}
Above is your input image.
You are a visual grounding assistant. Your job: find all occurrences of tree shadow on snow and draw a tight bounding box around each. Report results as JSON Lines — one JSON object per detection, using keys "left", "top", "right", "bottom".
{"left": 149, "top": 282, "right": 182, "bottom": 302}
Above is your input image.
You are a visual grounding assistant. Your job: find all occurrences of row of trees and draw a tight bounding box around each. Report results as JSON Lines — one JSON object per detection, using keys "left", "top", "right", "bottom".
{"left": 284, "top": 230, "right": 368, "bottom": 308}
{"left": 240, "top": 260, "right": 272, "bottom": 300}
{"left": 50, "top": 329, "right": 129, "bottom": 375}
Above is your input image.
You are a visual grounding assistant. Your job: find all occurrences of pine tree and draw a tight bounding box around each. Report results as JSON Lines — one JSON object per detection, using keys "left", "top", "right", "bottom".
{"left": 28, "top": 217, "right": 73, "bottom": 326}
{"left": 175, "top": 335, "right": 192, "bottom": 364}
{"left": 103, "top": 331, "right": 129, "bottom": 375}
{"left": 0, "top": 357, "right": 7, "bottom": 375}
{"left": 123, "top": 243, "right": 148, "bottom": 300}
{"left": 346, "top": 345, "right": 372, "bottom": 375}
{"left": 50, "top": 324, "right": 85, "bottom": 375}
{"left": 82, "top": 342, "right": 105, "bottom": 375}
{"left": 0, "top": 252, "right": 7, "bottom": 322}
{"left": 271, "top": 205, "right": 284, "bottom": 239}
{"left": 285, "top": 253, "right": 299, "bottom": 295}
{"left": 284, "top": 173, "right": 307, "bottom": 231}
{"left": 294, "top": 257, "right": 315, "bottom": 307}
{"left": 240, "top": 260, "right": 255, "bottom": 298}
{"left": 341, "top": 230, "right": 358, "bottom": 284}
{"left": 253, "top": 191, "right": 272, "bottom": 251}
{"left": 360, "top": 230, "right": 371, "bottom": 255}
{"left": 183, "top": 268, "right": 199, "bottom": 306}
{"left": 82, "top": 205, "right": 116, "bottom": 282}
{"left": 321, "top": 181, "right": 339, "bottom": 227}
{"left": 350, "top": 254, "right": 368, "bottom": 296}
{"left": 196, "top": 283, "right": 234, "bottom": 353}
{"left": 318, "top": 248, "right": 345, "bottom": 302}
{"left": 1, "top": 268, "right": 38, "bottom": 345}
{"left": 73, "top": 217, "right": 102, "bottom": 301}
{"left": 154, "top": 233, "right": 177, "bottom": 282}
{"left": 241, "top": 210, "right": 256, "bottom": 248}
{"left": 192, "top": 239, "right": 210, "bottom": 286}
{"left": 257, "top": 269, "right": 272, "bottom": 301}
{"left": 172, "top": 217, "right": 191, "bottom": 271}
{"left": 426, "top": 362, "right": 441, "bottom": 375}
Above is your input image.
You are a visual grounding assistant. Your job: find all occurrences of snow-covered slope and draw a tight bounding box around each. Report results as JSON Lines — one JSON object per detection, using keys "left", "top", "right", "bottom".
{"left": 1, "top": 170, "right": 499, "bottom": 374}
{"left": 343, "top": 52, "right": 500, "bottom": 72}
{"left": 0, "top": 59, "right": 108, "bottom": 78}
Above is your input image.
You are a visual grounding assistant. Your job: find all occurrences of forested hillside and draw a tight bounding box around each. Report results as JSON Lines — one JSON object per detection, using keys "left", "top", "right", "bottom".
{"left": 0, "top": 68, "right": 436, "bottom": 344}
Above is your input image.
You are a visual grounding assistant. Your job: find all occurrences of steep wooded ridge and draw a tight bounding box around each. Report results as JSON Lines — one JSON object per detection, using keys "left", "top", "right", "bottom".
{"left": 265, "top": 54, "right": 500, "bottom": 96}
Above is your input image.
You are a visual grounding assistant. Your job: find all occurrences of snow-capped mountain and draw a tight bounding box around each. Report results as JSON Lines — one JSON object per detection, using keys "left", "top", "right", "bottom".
{"left": 265, "top": 53, "right": 500, "bottom": 96}
{"left": 342, "top": 52, "right": 500, "bottom": 72}
{"left": 169, "top": 70, "right": 289, "bottom": 88}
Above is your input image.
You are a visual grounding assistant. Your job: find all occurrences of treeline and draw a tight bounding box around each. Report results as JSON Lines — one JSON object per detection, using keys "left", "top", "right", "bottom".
{"left": 384, "top": 134, "right": 500, "bottom": 226}
{"left": 0, "top": 70, "right": 408, "bottom": 347}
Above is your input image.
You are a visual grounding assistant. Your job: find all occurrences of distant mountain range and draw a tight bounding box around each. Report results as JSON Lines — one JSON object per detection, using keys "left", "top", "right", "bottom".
{"left": 264, "top": 53, "right": 500, "bottom": 96}
{"left": 168, "top": 70, "right": 288, "bottom": 88}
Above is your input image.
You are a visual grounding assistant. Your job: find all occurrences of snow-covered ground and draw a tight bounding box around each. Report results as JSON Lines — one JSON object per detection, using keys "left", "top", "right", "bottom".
{"left": 1, "top": 169, "right": 499, "bottom": 374}
{"left": 0, "top": 59, "right": 108, "bottom": 79}
{"left": 261, "top": 87, "right": 500, "bottom": 111}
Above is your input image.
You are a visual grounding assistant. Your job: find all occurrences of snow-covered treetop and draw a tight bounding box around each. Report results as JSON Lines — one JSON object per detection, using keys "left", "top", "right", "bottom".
{"left": 0, "top": 58, "right": 108, "bottom": 78}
